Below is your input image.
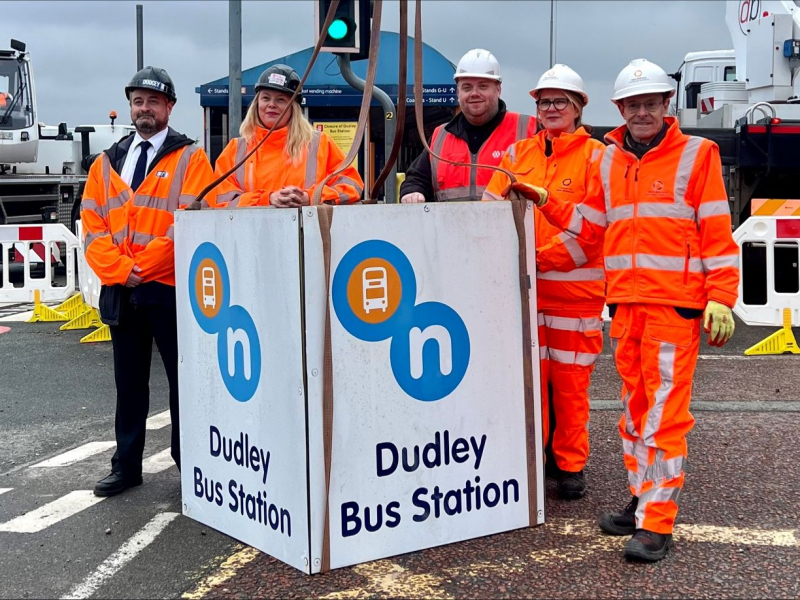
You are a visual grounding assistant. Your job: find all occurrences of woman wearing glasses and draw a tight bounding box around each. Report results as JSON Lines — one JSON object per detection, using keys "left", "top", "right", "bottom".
{"left": 483, "top": 64, "right": 605, "bottom": 502}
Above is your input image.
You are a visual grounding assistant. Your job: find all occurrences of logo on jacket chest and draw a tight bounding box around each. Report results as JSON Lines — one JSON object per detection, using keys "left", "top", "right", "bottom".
{"left": 156, "top": 170, "right": 169, "bottom": 178}
{"left": 647, "top": 179, "right": 671, "bottom": 197}
{"left": 491, "top": 150, "right": 504, "bottom": 160}
{"left": 556, "top": 177, "right": 574, "bottom": 195}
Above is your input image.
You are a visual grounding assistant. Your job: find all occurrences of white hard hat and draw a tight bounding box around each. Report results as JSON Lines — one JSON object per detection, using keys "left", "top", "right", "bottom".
{"left": 611, "top": 58, "right": 675, "bottom": 102}
{"left": 454, "top": 49, "right": 502, "bottom": 82}
{"left": 530, "top": 64, "right": 589, "bottom": 106}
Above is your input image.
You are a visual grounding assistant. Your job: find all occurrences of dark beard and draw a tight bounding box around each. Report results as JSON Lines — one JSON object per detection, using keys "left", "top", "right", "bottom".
{"left": 134, "top": 114, "right": 167, "bottom": 135}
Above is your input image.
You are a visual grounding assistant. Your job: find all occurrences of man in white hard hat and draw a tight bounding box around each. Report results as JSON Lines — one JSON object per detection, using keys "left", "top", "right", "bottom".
{"left": 508, "top": 58, "right": 740, "bottom": 562}
{"left": 399, "top": 48, "right": 536, "bottom": 203}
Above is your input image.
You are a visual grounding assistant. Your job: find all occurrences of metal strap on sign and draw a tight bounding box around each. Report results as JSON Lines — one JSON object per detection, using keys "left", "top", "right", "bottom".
{"left": 317, "top": 204, "right": 335, "bottom": 573}
{"left": 509, "top": 195, "right": 539, "bottom": 527}
{"left": 185, "top": 0, "right": 345, "bottom": 211}
{"left": 312, "top": 0, "right": 384, "bottom": 207}
{"left": 368, "top": 0, "right": 408, "bottom": 202}
{"left": 412, "top": 0, "right": 518, "bottom": 192}
{"left": 75, "top": 220, "right": 101, "bottom": 310}
{"left": 0, "top": 224, "right": 79, "bottom": 303}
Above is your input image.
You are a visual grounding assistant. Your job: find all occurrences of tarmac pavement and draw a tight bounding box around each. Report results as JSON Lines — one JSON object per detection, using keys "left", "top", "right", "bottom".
{"left": 0, "top": 310, "right": 798, "bottom": 599}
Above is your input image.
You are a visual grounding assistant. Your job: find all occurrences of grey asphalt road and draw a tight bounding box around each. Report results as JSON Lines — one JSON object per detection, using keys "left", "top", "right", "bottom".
{"left": 0, "top": 313, "right": 797, "bottom": 599}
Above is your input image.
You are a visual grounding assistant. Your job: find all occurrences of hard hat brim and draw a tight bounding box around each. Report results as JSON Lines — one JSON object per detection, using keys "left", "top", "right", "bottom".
{"left": 453, "top": 72, "right": 502, "bottom": 82}
{"left": 529, "top": 86, "right": 589, "bottom": 107}
{"left": 610, "top": 85, "right": 675, "bottom": 102}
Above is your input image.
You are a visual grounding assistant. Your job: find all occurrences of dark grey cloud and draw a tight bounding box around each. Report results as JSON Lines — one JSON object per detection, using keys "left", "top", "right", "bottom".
{"left": 1, "top": 1, "right": 733, "bottom": 143}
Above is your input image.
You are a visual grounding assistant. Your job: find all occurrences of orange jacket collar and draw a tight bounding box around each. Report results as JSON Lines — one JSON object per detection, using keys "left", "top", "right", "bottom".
{"left": 604, "top": 115, "right": 681, "bottom": 153}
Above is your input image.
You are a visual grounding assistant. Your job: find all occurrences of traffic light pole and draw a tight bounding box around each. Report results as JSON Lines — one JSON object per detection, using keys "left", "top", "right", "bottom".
{"left": 338, "top": 53, "right": 397, "bottom": 203}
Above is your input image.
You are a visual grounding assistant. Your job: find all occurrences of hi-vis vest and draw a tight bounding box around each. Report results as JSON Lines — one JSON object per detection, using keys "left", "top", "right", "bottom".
{"left": 429, "top": 112, "right": 535, "bottom": 202}
{"left": 82, "top": 144, "right": 212, "bottom": 287}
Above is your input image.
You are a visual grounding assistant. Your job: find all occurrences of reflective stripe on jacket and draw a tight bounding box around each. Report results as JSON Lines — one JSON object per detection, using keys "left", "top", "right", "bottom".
{"left": 539, "top": 116, "right": 740, "bottom": 309}
{"left": 430, "top": 111, "right": 536, "bottom": 202}
{"left": 214, "top": 126, "right": 363, "bottom": 207}
{"left": 81, "top": 143, "right": 215, "bottom": 286}
{"left": 483, "top": 127, "right": 606, "bottom": 312}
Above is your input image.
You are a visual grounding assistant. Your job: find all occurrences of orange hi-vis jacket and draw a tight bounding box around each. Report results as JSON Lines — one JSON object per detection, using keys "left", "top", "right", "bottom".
{"left": 81, "top": 133, "right": 216, "bottom": 287}
{"left": 214, "top": 126, "right": 363, "bottom": 207}
{"left": 483, "top": 127, "right": 606, "bottom": 313}
{"left": 540, "top": 117, "right": 740, "bottom": 310}
{"left": 429, "top": 112, "right": 536, "bottom": 202}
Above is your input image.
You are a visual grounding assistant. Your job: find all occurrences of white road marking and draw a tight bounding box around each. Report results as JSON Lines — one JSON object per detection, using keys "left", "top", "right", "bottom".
{"left": 550, "top": 518, "right": 799, "bottom": 547}
{"left": 145, "top": 410, "right": 171, "bottom": 430}
{"left": 0, "top": 310, "right": 34, "bottom": 322}
{"left": 0, "top": 488, "right": 12, "bottom": 496}
{"left": 0, "top": 491, "right": 104, "bottom": 533}
{"left": 30, "top": 442, "right": 116, "bottom": 468}
{"left": 142, "top": 449, "right": 174, "bottom": 474}
{"left": 61, "top": 512, "right": 179, "bottom": 600}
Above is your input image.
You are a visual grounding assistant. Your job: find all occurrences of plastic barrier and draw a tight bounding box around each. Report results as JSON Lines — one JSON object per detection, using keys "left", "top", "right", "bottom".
{"left": 0, "top": 224, "right": 78, "bottom": 304}
{"left": 734, "top": 216, "right": 800, "bottom": 354}
{"left": 64, "top": 220, "right": 109, "bottom": 343}
{"left": 175, "top": 202, "right": 543, "bottom": 574}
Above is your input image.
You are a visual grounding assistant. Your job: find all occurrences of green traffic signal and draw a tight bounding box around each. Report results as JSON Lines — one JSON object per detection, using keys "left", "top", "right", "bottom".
{"left": 328, "top": 18, "right": 349, "bottom": 40}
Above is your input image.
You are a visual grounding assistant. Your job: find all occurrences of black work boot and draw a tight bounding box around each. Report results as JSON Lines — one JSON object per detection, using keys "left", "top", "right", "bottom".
{"left": 599, "top": 496, "right": 638, "bottom": 535}
{"left": 623, "top": 529, "right": 674, "bottom": 562}
{"left": 93, "top": 471, "right": 143, "bottom": 497}
{"left": 557, "top": 470, "right": 586, "bottom": 500}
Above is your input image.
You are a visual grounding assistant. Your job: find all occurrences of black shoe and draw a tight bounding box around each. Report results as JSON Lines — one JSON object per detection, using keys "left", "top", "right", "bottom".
{"left": 93, "top": 471, "right": 143, "bottom": 497}
{"left": 557, "top": 470, "right": 586, "bottom": 500}
{"left": 599, "top": 496, "right": 638, "bottom": 535}
{"left": 623, "top": 529, "right": 673, "bottom": 562}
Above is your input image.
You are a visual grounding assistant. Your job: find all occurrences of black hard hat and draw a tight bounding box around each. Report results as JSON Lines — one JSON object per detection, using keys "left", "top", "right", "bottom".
{"left": 255, "top": 64, "right": 302, "bottom": 103}
{"left": 125, "top": 66, "right": 177, "bottom": 103}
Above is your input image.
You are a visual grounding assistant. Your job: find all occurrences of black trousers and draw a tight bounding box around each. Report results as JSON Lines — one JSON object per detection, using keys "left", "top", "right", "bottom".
{"left": 109, "top": 289, "right": 180, "bottom": 475}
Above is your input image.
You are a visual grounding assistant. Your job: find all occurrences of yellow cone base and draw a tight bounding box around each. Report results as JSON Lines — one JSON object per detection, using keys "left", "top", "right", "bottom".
{"left": 27, "top": 290, "right": 68, "bottom": 323}
{"left": 80, "top": 324, "right": 111, "bottom": 343}
{"left": 60, "top": 308, "right": 102, "bottom": 331}
{"left": 745, "top": 308, "right": 800, "bottom": 355}
{"left": 53, "top": 293, "right": 88, "bottom": 319}
{"left": 745, "top": 327, "right": 800, "bottom": 355}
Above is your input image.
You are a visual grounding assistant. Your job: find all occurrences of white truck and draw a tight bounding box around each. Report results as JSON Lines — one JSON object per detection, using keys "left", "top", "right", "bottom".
{"left": 0, "top": 39, "right": 133, "bottom": 231}
{"left": 670, "top": 0, "right": 800, "bottom": 228}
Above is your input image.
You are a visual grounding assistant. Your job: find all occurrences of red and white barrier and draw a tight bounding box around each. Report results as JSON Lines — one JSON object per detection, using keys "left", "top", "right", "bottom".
{"left": 0, "top": 224, "right": 79, "bottom": 303}
{"left": 734, "top": 216, "right": 800, "bottom": 327}
{"left": 75, "top": 220, "right": 101, "bottom": 310}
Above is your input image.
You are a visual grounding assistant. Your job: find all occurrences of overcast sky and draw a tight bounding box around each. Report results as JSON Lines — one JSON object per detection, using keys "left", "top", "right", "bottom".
{"left": 2, "top": 1, "right": 734, "bottom": 144}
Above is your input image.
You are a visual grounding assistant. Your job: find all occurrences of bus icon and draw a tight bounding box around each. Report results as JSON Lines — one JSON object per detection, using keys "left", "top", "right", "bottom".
{"left": 202, "top": 267, "right": 217, "bottom": 309}
{"left": 362, "top": 267, "right": 388, "bottom": 313}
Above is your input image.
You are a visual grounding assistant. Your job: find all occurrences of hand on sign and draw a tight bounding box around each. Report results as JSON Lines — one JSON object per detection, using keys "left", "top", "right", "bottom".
{"left": 271, "top": 186, "right": 310, "bottom": 208}
{"left": 400, "top": 193, "right": 426, "bottom": 204}
{"left": 703, "top": 300, "right": 735, "bottom": 347}
{"left": 502, "top": 182, "right": 549, "bottom": 206}
{"left": 125, "top": 265, "right": 143, "bottom": 288}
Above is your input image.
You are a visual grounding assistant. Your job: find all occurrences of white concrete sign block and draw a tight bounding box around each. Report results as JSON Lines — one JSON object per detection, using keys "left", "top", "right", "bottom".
{"left": 175, "top": 208, "right": 310, "bottom": 573}
{"left": 303, "top": 202, "right": 542, "bottom": 571}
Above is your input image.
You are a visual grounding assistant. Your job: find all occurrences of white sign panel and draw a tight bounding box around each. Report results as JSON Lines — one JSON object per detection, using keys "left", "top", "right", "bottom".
{"left": 304, "top": 202, "right": 542, "bottom": 572}
{"left": 175, "top": 208, "right": 311, "bottom": 573}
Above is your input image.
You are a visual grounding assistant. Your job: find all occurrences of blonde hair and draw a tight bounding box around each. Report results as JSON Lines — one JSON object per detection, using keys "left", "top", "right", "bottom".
{"left": 239, "top": 93, "right": 315, "bottom": 165}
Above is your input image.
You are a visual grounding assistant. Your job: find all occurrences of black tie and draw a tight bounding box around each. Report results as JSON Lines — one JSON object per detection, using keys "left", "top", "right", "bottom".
{"left": 130, "top": 140, "right": 152, "bottom": 191}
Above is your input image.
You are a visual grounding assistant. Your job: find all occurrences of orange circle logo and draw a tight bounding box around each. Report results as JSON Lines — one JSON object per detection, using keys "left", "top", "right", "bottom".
{"left": 195, "top": 258, "right": 223, "bottom": 319}
{"left": 346, "top": 258, "right": 402, "bottom": 324}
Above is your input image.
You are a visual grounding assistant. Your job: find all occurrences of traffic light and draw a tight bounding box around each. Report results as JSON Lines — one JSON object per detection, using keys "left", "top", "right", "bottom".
{"left": 314, "top": 0, "right": 371, "bottom": 60}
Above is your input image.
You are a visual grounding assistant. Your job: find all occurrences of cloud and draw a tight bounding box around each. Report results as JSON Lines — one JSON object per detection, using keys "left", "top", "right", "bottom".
{"left": 1, "top": 0, "right": 735, "bottom": 142}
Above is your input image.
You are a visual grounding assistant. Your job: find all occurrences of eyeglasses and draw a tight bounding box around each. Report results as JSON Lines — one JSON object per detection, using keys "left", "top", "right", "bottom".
{"left": 621, "top": 99, "right": 664, "bottom": 114}
{"left": 537, "top": 98, "right": 570, "bottom": 111}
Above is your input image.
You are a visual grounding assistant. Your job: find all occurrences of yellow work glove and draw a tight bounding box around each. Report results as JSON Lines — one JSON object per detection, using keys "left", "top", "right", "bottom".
{"left": 703, "top": 300, "right": 735, "bottom": 347}
{"left": 502, "top": 182, "right": 549, "bottom": 207}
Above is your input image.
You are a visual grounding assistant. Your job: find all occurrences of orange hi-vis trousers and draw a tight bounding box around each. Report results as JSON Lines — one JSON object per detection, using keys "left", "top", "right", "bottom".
{"left": 609, "top": 303, "right": 701, "bottom": 535}
{"left": 543, "top": 310, "right": 603, "bottom": 473}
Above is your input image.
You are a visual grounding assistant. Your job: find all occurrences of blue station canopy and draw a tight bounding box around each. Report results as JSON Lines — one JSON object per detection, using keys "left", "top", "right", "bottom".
{"left": 197, "top": 31, "right": 458, "bottom": 108}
